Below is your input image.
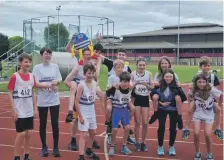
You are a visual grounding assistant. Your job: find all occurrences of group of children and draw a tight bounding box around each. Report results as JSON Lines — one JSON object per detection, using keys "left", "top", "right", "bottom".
{"left": 7, "top": 42, "right": 223, "bottom": 160}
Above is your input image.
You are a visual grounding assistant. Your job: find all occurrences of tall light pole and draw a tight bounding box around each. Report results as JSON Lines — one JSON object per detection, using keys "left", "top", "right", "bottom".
{"left": 56, "top": 5, "right": 61, "bottom": 52}
{"left": 98, "top": 24, "right": 104, "bottom": 37}
{"left": 30, "top": 18, "right": 40, "bottom": 42}
{"left": 177, "top": 0, "right": 180, "bottom": 64}
{"left": 47, "top": 16, "right": 55, "bottom": 48}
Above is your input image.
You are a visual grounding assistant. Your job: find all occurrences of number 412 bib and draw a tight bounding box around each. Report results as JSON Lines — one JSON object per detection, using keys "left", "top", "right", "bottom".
{"left": 18, "top": 86, "right": 32, "bottom": 98}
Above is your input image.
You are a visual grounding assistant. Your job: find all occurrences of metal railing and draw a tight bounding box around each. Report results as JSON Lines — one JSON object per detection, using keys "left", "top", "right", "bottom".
{"left": 0, "top": 40, "right": 25, "bottom": 59}
{"left": 2, "top": 41, "right": 35, "bottom": 62}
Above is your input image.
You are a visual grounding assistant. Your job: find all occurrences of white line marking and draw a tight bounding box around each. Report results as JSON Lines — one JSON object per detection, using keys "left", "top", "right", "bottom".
{"left": 0, "top": 127, "right": 222, "bottom": 146}
{"left": 98, "top": 131, "right": 106, "bottom": 136}
{"left": 100, "top": 135, "right": 223, "bottom": 146}
{"left": 0, "top": 117, "right": 222, "bottom": 131}
{"left": 104, "top": 134, "right": 109, "bottom": 160}
{"left": 0, "top": 144, "right": 181, "bottom": 160}
{"left": 0, "top": 111, "right": 11, "bottom": 115}
{"left": 0, "top": 108, "right": 10, "bottom": 111}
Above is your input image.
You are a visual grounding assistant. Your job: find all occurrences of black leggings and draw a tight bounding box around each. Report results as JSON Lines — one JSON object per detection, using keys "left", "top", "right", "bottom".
{"left": 38, "top": 105, "right": 60, "bottom": 149}
{"left": 157, "top": 110, "right": 178, "bottom": 147}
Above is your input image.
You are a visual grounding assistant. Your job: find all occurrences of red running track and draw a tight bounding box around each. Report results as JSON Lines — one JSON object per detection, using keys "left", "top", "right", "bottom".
{"left": 0, "top": 84, "right": 223, "bottom": 160}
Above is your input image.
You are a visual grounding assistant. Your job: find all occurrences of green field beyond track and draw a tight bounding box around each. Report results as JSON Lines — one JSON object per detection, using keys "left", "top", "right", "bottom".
{"left": 0, "top": 64, "right": 223, "bottom": 92}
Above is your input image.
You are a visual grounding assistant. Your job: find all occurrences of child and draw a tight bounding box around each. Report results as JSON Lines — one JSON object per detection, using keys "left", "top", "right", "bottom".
{"left": 32, "top": 48, "right": 62, "bottom": 157}
{"left": 131, "top": 57, "right": 154, "bottom": 152}
{"left": 64, "top": 47, "right": 102, "bottom": 151}
{"left": 106, "top": 59, "right": 127, "bottom": 119}
{"left": 75, "top": 63, "right": 102, "bottom": 160}
{"left": 97, "top": 49, "right": 135, "bottom": 144}
{"left": 149, "top": 56, "right": 185, "bottom": 130}
{"left": 8, "top": 54, "right": 54, "bottom": 160}
{"left": 107, "top": 71, "right": 135, "bottom": 156}
{"left": 191, "top": 74, "right": 222, "bottom": 160}
{"left": 154, "top": 69, "right": 187, "bottom": 156}
{"left": 105, "top": 60, "right": 135, "bottom": 145}
{"left": 182, "top": 56, "right": 223, "bottom": 140}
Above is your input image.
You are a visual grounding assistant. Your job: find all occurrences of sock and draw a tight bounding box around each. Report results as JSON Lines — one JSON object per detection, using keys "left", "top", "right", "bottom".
{"left": 71, "top": 137, "right": 76, "bottom": 144}
{"left": 68, "top": 110, "right": 73, "bottom": 114}
{"left": 122, "top": 144, "right": 126, "bottom": 148}
{"left": 24, "top": 154, "right": 29, "bottom": 159}
{"left": 79, "top": 155, "right": 84, "bottom": 158}
{"left": 14, "top": 156, "right": 20, "bottom": 160}
{"left": 86, "top": 148, "right": 92, "bottom": 153}
{"left": 129, "top": 129, "right": 134, "bottom": 135}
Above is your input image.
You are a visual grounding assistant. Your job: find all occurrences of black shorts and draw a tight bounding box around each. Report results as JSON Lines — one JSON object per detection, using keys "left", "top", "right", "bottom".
{"left": 15, "top": 117, "right": 34, "bottom": 133}
{"left": 150, "top": 87, "right": 159, "bottom": 99}
{"left": 134, "top": 95, "right": 149, "bottom": 107}
{"left": 72, "top": 78, "right": 80, "bottom": 84}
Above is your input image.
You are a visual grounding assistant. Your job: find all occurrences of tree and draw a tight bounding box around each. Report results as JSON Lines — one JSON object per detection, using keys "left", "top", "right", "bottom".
{"left": 44, "top": 23, "right": 69, "bottom": 51}
{"left": 0, "top": 33, "right": 9, "bottom": 60}
{"left": 9, "top": 36, "right": 24, "bottom": 54}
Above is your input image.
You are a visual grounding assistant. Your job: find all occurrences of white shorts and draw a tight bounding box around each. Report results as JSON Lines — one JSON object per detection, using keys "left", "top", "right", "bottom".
{"left": 192, "top": 116, "right": 214, "bottom": 124}
{"left": 78, "top": 117, "right": 97, "bottom": 131}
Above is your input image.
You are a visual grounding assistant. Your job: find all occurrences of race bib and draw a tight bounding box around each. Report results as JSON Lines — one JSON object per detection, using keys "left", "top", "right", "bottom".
{"left": 135, "top": 84, "right": 148, "bottom": 94}
{"left": 119, "top": 93, "right": 130, "bottom": 104}
{"left": 18, "top": 86, "right": 32, "bottom": 98}
{"left": 197, "top": 102, "right": 206, "bottom": 109}
{"left": 86, "top": 91, "right": 95, "bottom": 103}
{"left": 196, "top": 99, "right": 210, "bottom": 110}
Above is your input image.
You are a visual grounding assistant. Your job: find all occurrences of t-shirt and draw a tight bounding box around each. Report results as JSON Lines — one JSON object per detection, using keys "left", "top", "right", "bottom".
{"left": 156, "top": 87, "right": 177, "bottom": 111}
{"left": 8, "top": 72, "right": 36, "bottom": 91}
{"left": 193, "top": 87, "right": 222, "bottom": 121}
{"left": 107, "top": 86, "right": 132, "bottom": 108}
{"left": 132, "top": 71, "right": 151, "bottom": 96}
{"left": 102, "top": 58, "right": 131, "bottom": 77}
{"left": 79, "top": 80, "right": 97, "bottom": 118}
{"left": 7, "top": 72, "right": 36, "bottom": 118}
{"left": 32, "top": 63, "right": 62, "bottom": 107}
{"left": 107, "top": 74, "right": 120, "bottom": 89}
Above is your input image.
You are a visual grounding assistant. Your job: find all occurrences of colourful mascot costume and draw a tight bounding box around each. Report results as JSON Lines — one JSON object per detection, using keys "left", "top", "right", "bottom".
{"left": 71, "top": 33, "right": 97, "bottom": 65}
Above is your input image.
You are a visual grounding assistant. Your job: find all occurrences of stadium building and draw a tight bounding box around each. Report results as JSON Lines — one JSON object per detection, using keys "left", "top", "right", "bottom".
{"left": 104, "top": 23, "right": 223, "bottom": 65}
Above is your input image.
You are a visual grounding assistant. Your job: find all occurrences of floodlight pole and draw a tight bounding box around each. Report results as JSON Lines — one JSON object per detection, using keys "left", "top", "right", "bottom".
{"left": 47, "top": 16, "right": 55, "bottom": 48}
{"left": 177, "top": 0, "right": 180, "bottom": 65}
{"left": 30, "top": 18, "right": 40, "bottom": 42}
{"left": 106, "top": 18, "right": 109, "bottom": 57}
{"left": 78, "top": 15, "right": 81, "bottom": 33}
{"left": 98, "top": 24, "right": 104, "bottom": 37}
{"left": 56, "top": 5, "right": 61, "bottom": 52}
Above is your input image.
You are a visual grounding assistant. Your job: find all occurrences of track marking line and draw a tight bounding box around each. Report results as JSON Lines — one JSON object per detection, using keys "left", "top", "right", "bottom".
{"left": 104, "top": 134, "right": 109, "bottom": 160}
{"left": 98, "top": 131, "right": 106, "bottom": 136}
{"left": 0, "top": 143, "right": 181, "bottom": 160}
{"left": 0, "top": 127, "right": 222, "bottom": 146}
{"left": 0, "top": 117, "right": 222, "bottom": 131}
{"left": 0, "top": 111, "right": 11, "bottom": 115}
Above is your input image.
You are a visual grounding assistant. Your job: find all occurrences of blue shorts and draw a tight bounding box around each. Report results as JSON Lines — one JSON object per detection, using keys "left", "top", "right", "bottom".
{"left": 112, "top": 107, "right": 130, "bottom": 128}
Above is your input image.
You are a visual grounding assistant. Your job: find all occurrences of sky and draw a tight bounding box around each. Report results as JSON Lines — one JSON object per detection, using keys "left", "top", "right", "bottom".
{"left": 0, "top": 0, "right": 223, "bottom": 41}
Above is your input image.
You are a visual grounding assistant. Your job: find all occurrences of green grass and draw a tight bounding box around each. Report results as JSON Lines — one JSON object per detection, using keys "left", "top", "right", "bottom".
{"left": 0, "top": 64, "right": 223, "bottom": 92}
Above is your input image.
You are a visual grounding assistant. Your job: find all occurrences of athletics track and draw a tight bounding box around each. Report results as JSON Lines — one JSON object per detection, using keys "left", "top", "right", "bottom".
{"left": 0, "top": 83, "right": 223, "bottom": 160}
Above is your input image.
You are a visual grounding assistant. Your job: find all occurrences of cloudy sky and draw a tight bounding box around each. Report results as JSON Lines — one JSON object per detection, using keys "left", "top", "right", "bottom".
{"left": 0, "top": 0, "right": 223, "bottom": 40}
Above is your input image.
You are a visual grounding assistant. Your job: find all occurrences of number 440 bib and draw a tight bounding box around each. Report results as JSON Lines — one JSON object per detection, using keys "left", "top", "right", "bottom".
{"left": 18, "top": 86, "right": 32, "bottom": 98}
